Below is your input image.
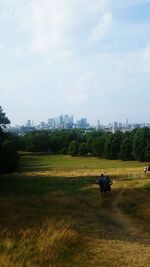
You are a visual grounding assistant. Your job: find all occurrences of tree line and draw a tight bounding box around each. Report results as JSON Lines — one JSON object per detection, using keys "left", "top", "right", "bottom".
{"left": 20, "top": 127, "right": 150, "bottom": 162}
{"left": 0, "top": 107, "right": 19, "bottom": 173}
{"left": 1, "top": 105, "right": 150, "bottom": 174}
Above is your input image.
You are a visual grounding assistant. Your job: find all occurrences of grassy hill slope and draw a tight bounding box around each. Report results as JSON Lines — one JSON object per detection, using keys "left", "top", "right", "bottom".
{"left": 0, "top": 155, "right": 150, "bottom": 266}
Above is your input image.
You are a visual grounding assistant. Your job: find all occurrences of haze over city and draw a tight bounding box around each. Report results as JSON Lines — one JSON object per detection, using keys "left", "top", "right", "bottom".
{"left": 0, "top": 0, "right": 150, "bottom": 126}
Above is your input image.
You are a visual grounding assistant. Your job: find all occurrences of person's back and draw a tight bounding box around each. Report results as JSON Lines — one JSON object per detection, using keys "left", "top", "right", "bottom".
{"left": 98, "top": 174, "right": 105, "bottom": 196}
{"left": 105, "top": 175, "right": 112, "bottom": 191}
{"left": 98, "top": 176, "right": 104, "bottom": 187}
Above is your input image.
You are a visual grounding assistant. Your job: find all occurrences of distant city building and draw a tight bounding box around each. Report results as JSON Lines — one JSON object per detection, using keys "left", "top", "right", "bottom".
{"left": 8, "top": 115, "right": 150, "bottom": 134}
{"left": 113, "top": 122, "right": 118, "bottom": 133}
{"left": 47, "top": 114, "right": 74, "bottom": 129}
{"left": 26, "top": 120, "right": 31, "bottom": 128}
{"left": 76, "top": 118, "right": 90, "bottom": 129}
{"left": 48, "top": 118, "right": 58, "bottom": 128}
{"left": 97, "top": 120, "right": 100, "bottom": 130}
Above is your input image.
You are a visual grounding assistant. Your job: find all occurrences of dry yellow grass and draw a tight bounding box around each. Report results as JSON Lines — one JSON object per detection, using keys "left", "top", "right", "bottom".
{"left": 19, "top": 166, "right": 144, "bottom": 178}
{"left": 0, "top": 163, "right": 150, "bottom": 267}
{"left": 0, "top": 220, "right": 87, "bottom": 267}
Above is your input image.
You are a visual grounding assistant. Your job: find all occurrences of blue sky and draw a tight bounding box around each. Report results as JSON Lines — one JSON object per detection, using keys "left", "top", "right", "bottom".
{"left": 0, "top": 0, "right": 150, "bottom": 126}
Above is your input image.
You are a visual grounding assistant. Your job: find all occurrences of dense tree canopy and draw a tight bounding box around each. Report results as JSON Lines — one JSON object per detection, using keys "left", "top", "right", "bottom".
{"left": 0, "top": 106, "right": 10, "bottom": 129}
{"left": 132, "top": 127, "right": 150, "bottom": 161}
{"left": 19, "top": 127, "right": 150, "bottom": 162}
{"left": 1, "top": 106, "right": 150, "bottom": 166}
{"left": 68, "top": 140, "right": 79, "bottom": 156}
{"left": 0, "top": 106, "right": 19, "bottom": 173}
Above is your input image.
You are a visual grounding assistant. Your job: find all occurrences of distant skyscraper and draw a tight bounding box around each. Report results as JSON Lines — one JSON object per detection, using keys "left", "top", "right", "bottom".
{"left": 97, "top": 120, "right": 100, "bottom": 129}
{"left": 76, "top": 118, "right": 90, "bottom": 128}
{"left": 113, "top": 122, "right": 118, "bottom": 133}
{"left": 26, "top": 120, "right": 31, "bottom": 128}
{"left": 48, "top": 118, "right": 58, "bottom": 128}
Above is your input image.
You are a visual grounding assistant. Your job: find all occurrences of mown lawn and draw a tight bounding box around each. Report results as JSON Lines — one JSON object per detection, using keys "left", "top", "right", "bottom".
{"left": 18, "top": 154, "right": 145, "bottom": 171}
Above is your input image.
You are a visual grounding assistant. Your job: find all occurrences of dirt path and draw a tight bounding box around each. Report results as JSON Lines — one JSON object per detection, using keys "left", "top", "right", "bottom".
{"left": 111, "top": 189, "right": 150, "bottom": 243}
{"left": 83, "top": 182, "right": 150, "bottom": 267}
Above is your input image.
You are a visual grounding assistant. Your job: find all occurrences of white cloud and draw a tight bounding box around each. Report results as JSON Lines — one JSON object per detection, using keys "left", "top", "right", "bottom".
{"left": 1, "top": 0, "right": 150, "bottom": 125}
{"left": 65, "top": 73, "right": 95, "bottom": 104}
{"left": 90, "top": 12, "right": 112, "bottom": 41}
{"left": 16, "top": 0, "right": 71, "bottom": 54}
{"left": 14, "top": 0, "right": 111, "bottom": 54}
{"left": 0, "top": 44, "right": 3, "bottom": 52}
{"left": 141, "top": 45, "right": 150, "bottom": 60}
{"left": 140, "top": 45, "right": 150, "bottom": 72}
{"left": 112, "top": 0, "right": 150, "bottom": 8}
{"left": 124, "top": 0, "right": 150, "bottom": 6}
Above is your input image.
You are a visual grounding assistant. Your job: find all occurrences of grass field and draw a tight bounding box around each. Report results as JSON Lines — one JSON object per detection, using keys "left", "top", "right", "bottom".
{"left": 0, "top": 155, "right": 150, "bottom": 267}
{"left": 19, "top": 154, "right": 146, "bottom": 171}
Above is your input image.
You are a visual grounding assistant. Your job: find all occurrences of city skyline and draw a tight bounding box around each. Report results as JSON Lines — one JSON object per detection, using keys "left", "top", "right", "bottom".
{"left": 9, "top": 113, "right": 150, "bottom": 135}
{"left": 11, "top": 113, "right": 150, "bottom": 128}
{"left": 1, "top": 0, "right": 150, "bottom": 125}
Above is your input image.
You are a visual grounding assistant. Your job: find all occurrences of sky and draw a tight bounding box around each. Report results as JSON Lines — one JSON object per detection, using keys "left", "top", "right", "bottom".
{"left": 0, "top": 0, "right": 150, "bottom": 126}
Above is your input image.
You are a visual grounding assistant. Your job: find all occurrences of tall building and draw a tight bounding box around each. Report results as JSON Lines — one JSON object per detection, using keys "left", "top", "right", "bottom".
{"left": 97, "top": 120, "right": 100, "bottom": 130}
{"left": 76, "top": 118, "right": 90, "bottom": 129}
{"left": 48, "top": 114, "right": 74, "bottom": 129}
{"left": 48, "top": 118, "right": 58, "bottom": 128}
{"left": 113, "top": 122, "right": 118, "bottom": 133}
{"left": 26, "top": 120, "right": 31, "bottom": 128}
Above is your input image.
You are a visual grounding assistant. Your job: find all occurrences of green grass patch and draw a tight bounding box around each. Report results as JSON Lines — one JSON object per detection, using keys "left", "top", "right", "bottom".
{"left": 144, "top": 182, "right": 150, "bottom": 190}
{"left": 0, "top": 174, "right": 92, "bottom": 196}
{"left": 18, "top": 154, "right": 145, "bottom": 172}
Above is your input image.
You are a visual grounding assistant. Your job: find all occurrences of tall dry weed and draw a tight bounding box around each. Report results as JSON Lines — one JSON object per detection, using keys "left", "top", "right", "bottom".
{"left": 0, "top": 220, "right": 84, "bottom": 267}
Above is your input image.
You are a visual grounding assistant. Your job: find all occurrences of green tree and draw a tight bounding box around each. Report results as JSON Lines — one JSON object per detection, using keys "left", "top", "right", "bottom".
{"left": 0, "top": 106, "right": 10, "bottom": 149}
{"left": 86, "top": 136, "right": 93, "bottom": 153}
{"left": 92, "top": 136, "right": 105, "bottom": 157}
{"left": 68, "top": 140, "right": 79, "bottom": 156}
{"left": 79, "top": 143, "right": 87, "bottom": 156}
{"left": 25, "top": 131, "right": 50, "bottom": 153}
{"left": 105, "top": 131, "right": 123, "bottom": 159}
{"left": 132, "top": 127, "right": 150, "bottom": 161}
{"left": 1, "top": 140, "right": 19, "bottom": 172}
{"left": 86, "top": 130, "right": 105, "bottom": 154}
{"left": 119, "top": 137, "right": 133, "bottom": 160}
{"left": 0, "top": 106, "right": 18, "bottom": 172}
{"left": 0, "top": 106, "right": 10, "bottom": 128}
{"left": 145, "top": 143, "right": 150, "bottom": 161}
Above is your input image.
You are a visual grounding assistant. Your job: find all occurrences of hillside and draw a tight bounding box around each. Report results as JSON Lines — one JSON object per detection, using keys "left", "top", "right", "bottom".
{"left": 0, "top": 155, "right": 150, "bottom": 266}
